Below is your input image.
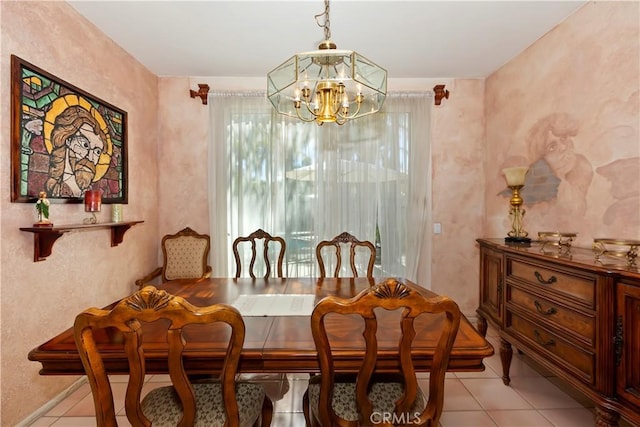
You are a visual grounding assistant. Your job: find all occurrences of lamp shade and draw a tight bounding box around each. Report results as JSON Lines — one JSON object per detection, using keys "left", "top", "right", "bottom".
{"left": 502, "top": 167, "right": 529, "bottom": 186}
{"left": 84, "top": 190, "right": 101, "bottom": 212}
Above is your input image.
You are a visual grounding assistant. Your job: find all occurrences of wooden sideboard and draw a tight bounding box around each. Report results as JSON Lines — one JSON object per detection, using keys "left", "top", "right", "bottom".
{"left": 476, "top": 238, "right": 640, "bottom": 427}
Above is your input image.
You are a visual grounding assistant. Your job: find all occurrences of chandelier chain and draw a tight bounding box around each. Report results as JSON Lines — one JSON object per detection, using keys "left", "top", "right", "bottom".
{"left": 314, "top": 0, "right": 331, "bottom": 41}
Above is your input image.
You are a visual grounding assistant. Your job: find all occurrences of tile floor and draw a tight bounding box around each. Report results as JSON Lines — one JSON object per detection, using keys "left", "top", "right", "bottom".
{"left": 26, "top": 326, "right": 624, "bottom": 427}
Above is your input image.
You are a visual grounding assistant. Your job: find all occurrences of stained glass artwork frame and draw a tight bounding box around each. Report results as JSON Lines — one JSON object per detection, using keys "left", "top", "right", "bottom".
{"left": 10, "top": 55, "right": 128, "bottom": 204}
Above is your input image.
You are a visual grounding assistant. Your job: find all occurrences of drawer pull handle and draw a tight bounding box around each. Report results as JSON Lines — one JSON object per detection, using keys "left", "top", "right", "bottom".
{"left": 534, "top": 271, "right": 557, "bottom": 285}
{"left": 534, "top": 330, "right": 556, "bottom": 347}
{"left": 534, "top": 300, "right": 557, "bottom": 316}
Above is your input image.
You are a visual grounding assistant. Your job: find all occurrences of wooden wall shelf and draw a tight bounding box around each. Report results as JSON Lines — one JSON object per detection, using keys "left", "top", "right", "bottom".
{"left": 20, "top": 221, "right": 144, "bottom": 262}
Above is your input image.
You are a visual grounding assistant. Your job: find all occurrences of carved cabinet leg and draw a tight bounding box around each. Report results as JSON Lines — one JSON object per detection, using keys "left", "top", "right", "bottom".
{"left": 476, "top": 313, "right": 488, "bottom": 337}
{"left": 595, "top": 406, "right": 619, "bottom": 427}
{"left": 499, "top": 338, "right": 513, "bottom": 386}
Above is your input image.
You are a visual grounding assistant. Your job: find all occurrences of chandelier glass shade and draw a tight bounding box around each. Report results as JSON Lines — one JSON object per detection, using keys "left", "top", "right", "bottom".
{"left": 267, "top": 2, "right": 387, "bottom": 125}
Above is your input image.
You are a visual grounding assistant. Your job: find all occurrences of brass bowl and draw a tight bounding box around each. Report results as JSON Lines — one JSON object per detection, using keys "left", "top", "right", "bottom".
{"left": 592, "top": 238, "right": 640, "bottom": 266}
{"left": 538, "top": 232, "right": 576, "bottom": 255}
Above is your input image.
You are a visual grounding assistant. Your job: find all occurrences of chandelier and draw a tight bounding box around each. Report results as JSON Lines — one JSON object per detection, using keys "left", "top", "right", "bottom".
{"left": 267, "top": 0, "right": 387, "bottom": 125}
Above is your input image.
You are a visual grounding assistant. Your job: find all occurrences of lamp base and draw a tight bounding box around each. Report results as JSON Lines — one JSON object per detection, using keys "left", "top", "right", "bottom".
{"left": 505, "top": 236, "right": 532, "bottom": 245}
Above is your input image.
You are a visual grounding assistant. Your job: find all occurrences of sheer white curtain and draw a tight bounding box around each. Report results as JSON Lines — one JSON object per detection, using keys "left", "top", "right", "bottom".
{"left": 208, "top": 92, "right": 431, "bottom": 285}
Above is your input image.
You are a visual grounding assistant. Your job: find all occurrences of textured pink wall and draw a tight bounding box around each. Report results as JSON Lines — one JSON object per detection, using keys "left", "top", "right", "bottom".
{"left": 485, "top": 1, "right": 640, "bottom": 246}
{"left": 431, "top": 79, "right": 485, "bottom": 311}
{"left": 0, "top": 2, "right": 160, "bottom": 424}
{"left": 157, "top": 79, "right": 211, "bottom": 237}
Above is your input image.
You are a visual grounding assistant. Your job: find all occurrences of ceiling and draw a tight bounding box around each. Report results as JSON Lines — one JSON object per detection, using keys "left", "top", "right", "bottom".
{"left": 67, "top": 1, "right": 586, "bottom": 79}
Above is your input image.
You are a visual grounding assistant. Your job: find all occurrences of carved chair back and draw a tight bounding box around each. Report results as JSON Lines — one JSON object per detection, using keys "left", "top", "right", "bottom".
{"left": 74, "top": 285, "right": 272, "bottom": 427}
{"left": 233, "top": 229, "right": 286, "bottom": 278}
{"left": 315, "top": 231, "right": 376, "bottom": 278}
{"left": 305, "top": 278, "right": 461, "bottom": 427}
{"left": 161, "top": 226, "right": 212, "bottom": 281}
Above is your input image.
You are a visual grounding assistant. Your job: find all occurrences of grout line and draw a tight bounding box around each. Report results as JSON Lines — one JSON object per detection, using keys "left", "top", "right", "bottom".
{"left": 16, "top": 377, "right": 88, "bottom": 427}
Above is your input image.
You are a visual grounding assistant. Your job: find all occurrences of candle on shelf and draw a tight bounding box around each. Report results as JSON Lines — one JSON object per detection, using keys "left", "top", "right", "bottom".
{"left": 83, "top": 190, "right": 102, "bottom": 224}
{"left": 84, "top": 190, "right": 102, "bottom": 212}
{"left": 111, "top": 204, "right": 123, "bottom": 223}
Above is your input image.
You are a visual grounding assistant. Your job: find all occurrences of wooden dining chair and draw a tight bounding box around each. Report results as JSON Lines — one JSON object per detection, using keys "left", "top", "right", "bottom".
{"left": 74, "top": 285, "right": 273, "bottom": 427}
{"left": 315, "top": 231, "right": 376, "bottom": 278}
{"left": 136, "top": 226, "right": 212, "bottom": 288}
{"left": 233, "top": 228, "right": 286, "bottom": 278}
{"left": 303, "top": 278, "right": 461, "bottom": 427}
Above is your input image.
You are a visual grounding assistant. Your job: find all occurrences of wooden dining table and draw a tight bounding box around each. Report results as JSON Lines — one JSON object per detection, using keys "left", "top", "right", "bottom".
{"left": 29, "top": 277, "right": 494, "bottom": 376}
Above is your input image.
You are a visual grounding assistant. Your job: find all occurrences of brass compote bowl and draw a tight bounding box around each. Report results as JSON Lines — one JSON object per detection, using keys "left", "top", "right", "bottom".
{"left": 592, "top": 238, "right": 640, "bottom": 267}
{"left": 538, "top": 232, "right": 576, "bottom": 255}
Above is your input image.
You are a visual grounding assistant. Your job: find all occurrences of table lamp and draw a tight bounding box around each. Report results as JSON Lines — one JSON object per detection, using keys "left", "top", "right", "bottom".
{"left": 83, "top": 190, "right": 101, "bottom": 224}
{"left": 502, "top": 166, "right": 531, "bottom": 244}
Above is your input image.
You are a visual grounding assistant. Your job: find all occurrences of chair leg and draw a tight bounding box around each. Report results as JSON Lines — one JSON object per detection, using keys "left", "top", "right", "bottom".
{"left": 303, "top": 389, "right": 311, "bottom": 427}
{"left": 260, "top": 395, "right": 273, "bottom": 427}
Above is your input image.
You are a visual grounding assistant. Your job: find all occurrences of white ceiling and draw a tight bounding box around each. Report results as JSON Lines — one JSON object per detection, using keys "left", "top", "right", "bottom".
{"left": 67, "top": 1, "right": 586, "bottom": 79}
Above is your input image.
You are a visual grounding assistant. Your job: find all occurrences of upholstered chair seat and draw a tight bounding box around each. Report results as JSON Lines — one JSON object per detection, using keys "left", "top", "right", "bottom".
{"left": 142, "top": 381, "right": 266, "bottom": 427}
{"left": 307, "top": 377, "right": 426, "bottom": 422}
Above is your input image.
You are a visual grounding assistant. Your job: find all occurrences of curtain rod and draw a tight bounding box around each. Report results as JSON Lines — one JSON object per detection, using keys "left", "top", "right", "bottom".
{"left": 189, "top": 84, "right": 448, "bottom": 105}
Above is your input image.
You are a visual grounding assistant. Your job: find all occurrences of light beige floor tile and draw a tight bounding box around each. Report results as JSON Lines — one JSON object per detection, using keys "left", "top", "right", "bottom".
{"left": 271, "top": 411, "right": 307, "bottom": 427}
{"left": 439, "top": 378, "right": 483, "bottom": 412}
{"left": 482, "top": 335, "right": 502, "bottom": 356}
{"left": 109, "top": 382, "right": 129, "bottom": 413}
{"left": 28, "top": 417, "right": 58, "bottom": 426}
{"left": 455, "top": 363, "right": 500, "bottom": 379}
{"left": 146, "top": 374, "right": 171, "bottom": 383}
{"left": 44, "top": 383, "right": 92, "bottom": 417}
{"left": 50, "top": 417, "right": 97, "bottom": 426}
{"left": 32, "top": 365, "right": 603, "bottom": 427}
{"left": 439, "top": 410, "right": 498, "bottom": 426}
{"left": 538, "top": 407, "right": 596, "bottom": 426}
{"left": 545, "top": 375, "right": 594, "bottom": 408}
{"left": 63, "top": 382, "right": 130, "bottom": 417}
{"left": 108, "top": 375, "right": 130, "bottom": 383}
{"left": 484, "top": 352, "right": 541, "bottom": 379}
{"left": 487, "top": 409, "right": 553, "bottom": 426}
{"left": 61, "top": 393, "right": 95, "bottom": 417}
{"left": 460, "top": 378, "right": 533, "bottom": 410}
{"left": 292, "top": 378, "right": 310, "bottom": 413}
{"left": 486, "top": 325, "right": 501, "bottom": 339}
{"left": 272, "top": 380, "right": 295, "bottom": 413}
{"left": 115, "top": 415, "right": 132, "bottom": 427}
{"left": 510, "top": 376, "right": 584, "bottom": 409}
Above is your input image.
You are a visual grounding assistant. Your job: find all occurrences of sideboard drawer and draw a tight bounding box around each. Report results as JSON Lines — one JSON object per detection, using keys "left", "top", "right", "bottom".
{"left": 507, "top": 258, "right": 596, "bottom": 307}
{"left": 508, "top": 285, "right": 595, "bottom": 346}
{"left": 507, "top": 312, "right": 595, "bottom": 385}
